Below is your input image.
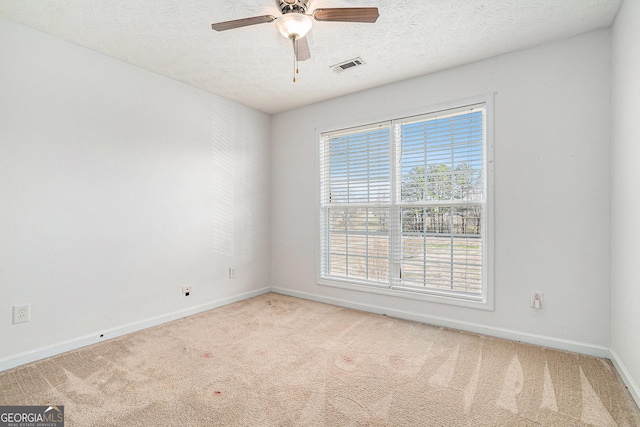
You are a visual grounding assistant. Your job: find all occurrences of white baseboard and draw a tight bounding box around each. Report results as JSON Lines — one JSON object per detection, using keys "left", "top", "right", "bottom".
{"left": 271, "top": 287, "right": 611, "bottom": 359}
{"left": 609, "top": 349, "right": 640, "bottom": 408}
{"left": 0, "top": 287, "right": 271, "bottom": 372}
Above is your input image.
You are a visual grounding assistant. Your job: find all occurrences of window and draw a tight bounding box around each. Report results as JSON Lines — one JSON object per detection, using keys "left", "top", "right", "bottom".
{"left": 319, "top": 100, "right": 492, "bottom": 308}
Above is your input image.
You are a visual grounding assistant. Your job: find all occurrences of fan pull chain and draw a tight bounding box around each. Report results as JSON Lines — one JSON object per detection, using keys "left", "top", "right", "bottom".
{"left": 292, "top": 36, "right": 298, "bottom": 83}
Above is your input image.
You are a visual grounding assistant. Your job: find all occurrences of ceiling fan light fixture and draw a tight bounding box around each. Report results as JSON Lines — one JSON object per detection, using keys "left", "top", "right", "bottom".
{"left": 211, "top": 2, "right": 380, "bottom": 82}
{"left": 275, "top": 13, "right": 313, "bottom": 39}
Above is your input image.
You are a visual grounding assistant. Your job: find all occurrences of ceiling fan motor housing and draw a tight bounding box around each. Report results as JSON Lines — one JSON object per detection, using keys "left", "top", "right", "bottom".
{"left": 278, "top": 0, "right": 310, "bottom": 14}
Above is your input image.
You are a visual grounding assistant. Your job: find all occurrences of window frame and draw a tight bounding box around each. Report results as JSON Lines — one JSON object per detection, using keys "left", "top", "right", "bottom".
{"left": 317, "top": 95, "right": 494, "bottom": 310}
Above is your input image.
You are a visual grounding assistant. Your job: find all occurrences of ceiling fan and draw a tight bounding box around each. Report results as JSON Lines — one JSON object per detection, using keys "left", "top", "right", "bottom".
{"left": 211, "top": 0, "right": 379, "bottom": 81}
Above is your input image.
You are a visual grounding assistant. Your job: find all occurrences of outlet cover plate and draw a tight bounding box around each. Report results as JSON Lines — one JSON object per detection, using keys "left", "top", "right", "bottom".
{"left": 13, "top": 304, "right": 30, "bottom": 324}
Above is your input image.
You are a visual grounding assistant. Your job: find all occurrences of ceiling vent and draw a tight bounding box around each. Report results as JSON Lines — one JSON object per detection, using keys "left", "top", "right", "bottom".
{"left": 331, "top": 57, "right": 366, "bottom": 73}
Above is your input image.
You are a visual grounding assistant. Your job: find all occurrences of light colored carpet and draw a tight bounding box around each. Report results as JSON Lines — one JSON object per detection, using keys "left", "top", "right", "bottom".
{"left": 1, "top": 293, "right": 638, "bottom": 426}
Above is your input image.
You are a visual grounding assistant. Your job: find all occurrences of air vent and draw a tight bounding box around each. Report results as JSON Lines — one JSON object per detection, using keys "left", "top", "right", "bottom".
{"left": 331, "top": 57, "right": 366, "bottom": 73}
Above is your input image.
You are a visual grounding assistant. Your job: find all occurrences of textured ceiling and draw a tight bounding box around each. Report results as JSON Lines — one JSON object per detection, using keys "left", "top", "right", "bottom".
{"left": 0, "top": 0, "right": 622, "bottom": 114}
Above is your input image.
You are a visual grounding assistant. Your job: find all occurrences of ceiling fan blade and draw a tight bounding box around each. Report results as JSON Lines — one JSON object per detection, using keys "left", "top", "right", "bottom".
{"left": 312, "top": 7, "right": 379, "bottom": 23}
{"left": 211, "top": 15, "right": 276, "bottom": 31}
{"left": 295, "top": 36, "right": 311, "bottom": 61}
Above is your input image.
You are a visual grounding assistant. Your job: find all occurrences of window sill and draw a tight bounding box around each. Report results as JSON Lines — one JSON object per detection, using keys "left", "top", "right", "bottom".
{"left": 317, "top": 277, "right": 494, "bottom": 311}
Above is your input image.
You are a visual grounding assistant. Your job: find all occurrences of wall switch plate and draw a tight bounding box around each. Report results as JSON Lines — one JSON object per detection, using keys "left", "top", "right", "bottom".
{"left": 530, "top": 292, "right": 544, "bottom": 309}
{"left": 13, "top": 304, "right": 30, "bottom": 324}
{"left": 182, "top": 286, "right": 192, "bottom": 296}
{"left": 229, "top": 267, "right": 236, "bottom": 279}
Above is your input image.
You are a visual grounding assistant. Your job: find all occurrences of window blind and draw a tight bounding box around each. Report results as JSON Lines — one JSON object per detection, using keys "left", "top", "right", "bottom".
{"left": 395, "top": 106, "right": 485, "bottom": 295}
{"left": 320, "top": 123, "right": 391, "bottom": 284}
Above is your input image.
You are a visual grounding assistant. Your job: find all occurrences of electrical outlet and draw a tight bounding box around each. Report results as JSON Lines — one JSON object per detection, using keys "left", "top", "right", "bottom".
{"left": 182, "top": 286, "right": 192, "bottom": 297}
{"left": 13, "top": 304, "right": 30, "bottom": 324}
{"left": 229, "top": 267, "right": 236, "bottom": 279}
{"left": 530, "top": 292, "right": 544, "bottom": 309}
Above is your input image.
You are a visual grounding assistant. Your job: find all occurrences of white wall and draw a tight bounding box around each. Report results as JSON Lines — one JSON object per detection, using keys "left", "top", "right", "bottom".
{"left": 271, "top": 30, "right": 612, "bottom": 353}
{"left": 0, "top": 10, "right": 622, "bottom": 379}
{"left": 611, "top": 0, "right": 640, "bottom": 403}
{"left": 0, "top": 18, "right": 271, "bottom": 368}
